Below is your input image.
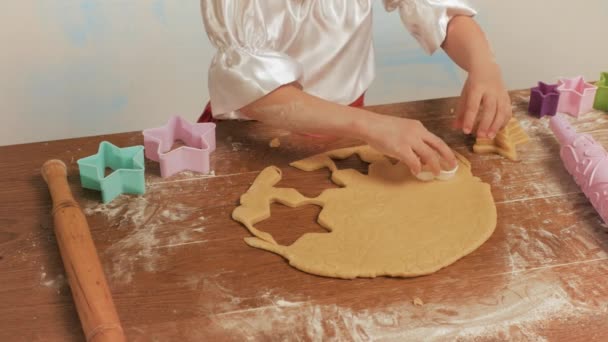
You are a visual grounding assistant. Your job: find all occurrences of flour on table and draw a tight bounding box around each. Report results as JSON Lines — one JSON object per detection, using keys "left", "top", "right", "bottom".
{"left": 231, "top": 142, "right": 243, "bottom": 152}
{"left": 145, "top": 170, "right": 217, "bottom": 187}
{"left": 82, "top": 192, "right": 209, "bottom": 283}
{"left": 208, "top": 272, "right": 592, "bottom": 342}
{"left": 39, "top": 272, "right": 66, "bottom": 293}
{"left": 210, "top": 206, "right": 608, "bottom": 340}
{"left": 506, "top": 224, "right": 559, "bottom": 270}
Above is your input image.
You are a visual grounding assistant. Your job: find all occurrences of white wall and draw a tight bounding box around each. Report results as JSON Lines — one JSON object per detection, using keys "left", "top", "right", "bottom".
{"left": 1, "top": 1, "right": 208, "bottom": 146}
{"left": 1, "top": 1, "right": 607, "bottom": 146}
{"left": 370, "top": 0, "right": 608, "bottom": 104}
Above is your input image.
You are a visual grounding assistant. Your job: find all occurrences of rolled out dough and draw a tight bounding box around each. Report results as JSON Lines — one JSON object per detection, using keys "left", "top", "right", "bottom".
{"left": 232, "top": 146, "right": 497, "bottom": 279}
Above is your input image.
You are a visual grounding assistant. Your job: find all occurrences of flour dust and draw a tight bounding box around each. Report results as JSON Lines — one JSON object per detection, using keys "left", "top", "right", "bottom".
{"left": 82, "top": 185, "right": 208, "bottom": 283}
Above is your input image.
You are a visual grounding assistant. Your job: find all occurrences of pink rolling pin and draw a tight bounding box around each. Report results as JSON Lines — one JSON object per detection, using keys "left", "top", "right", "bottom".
{"left": 550, "top": 115, "right": 608, "bottom": 223}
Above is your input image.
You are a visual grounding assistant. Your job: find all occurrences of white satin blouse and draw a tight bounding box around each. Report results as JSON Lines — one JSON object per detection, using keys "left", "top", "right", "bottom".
{"left": 201, "top": 0, "right": 476, "bottom": 119}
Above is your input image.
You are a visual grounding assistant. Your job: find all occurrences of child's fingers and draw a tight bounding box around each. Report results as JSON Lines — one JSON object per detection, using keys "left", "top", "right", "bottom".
{"left": 461, "top": 88, "right": 483, "bottom": 135}
{"left": 488, "top": 95, "right": 512, "bottom": 136}
{"left": 423, "top": 133, "right": 457, "bottom": 168}
{"left": 477, "top": 95, "right": 497, "bottom": 138}
{"left": 414, "top": 143, "right": 441, "bottom": 176}
{"left": 400, "top": 146, "right": 422, "bottom": 175}
{"left": 453, "top": 95, "right": 466, "bottom": 129}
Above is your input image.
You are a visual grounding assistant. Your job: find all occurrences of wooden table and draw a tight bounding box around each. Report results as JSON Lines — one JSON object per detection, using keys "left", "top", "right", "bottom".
{"left": 2, "top": 90, "right": 608, "bottom": 341}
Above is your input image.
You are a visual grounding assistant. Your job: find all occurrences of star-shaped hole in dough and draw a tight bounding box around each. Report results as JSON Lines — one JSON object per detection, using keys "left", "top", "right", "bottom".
{"left": 332, "top": 154, "right": 371, "bottom": 175}
{"left": 254, "top": 203, "right": 328, "bottom": 246}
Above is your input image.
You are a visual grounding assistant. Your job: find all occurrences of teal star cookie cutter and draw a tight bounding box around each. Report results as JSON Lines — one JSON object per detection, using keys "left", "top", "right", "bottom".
{"left": 77, "top": 141, "right": 146, "bottom": 203}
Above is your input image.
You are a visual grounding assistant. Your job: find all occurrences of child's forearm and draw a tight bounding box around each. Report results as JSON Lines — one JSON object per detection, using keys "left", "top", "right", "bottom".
{"left": 442, "top": 16, "right": 511, "bottom": 138}
{"left": 240, "top": 84, "right": 375, "bottom": 140}
{"left": 240, "top": 84, "right": 457, "bottom": 175}
{"left": 441, "top": 16, "right": 495, "bottom": 72}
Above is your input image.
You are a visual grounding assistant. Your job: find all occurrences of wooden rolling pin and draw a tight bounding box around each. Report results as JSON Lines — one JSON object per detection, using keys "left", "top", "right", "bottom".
{"left": 41, "top": 159, "right": 126, "bottom": 342}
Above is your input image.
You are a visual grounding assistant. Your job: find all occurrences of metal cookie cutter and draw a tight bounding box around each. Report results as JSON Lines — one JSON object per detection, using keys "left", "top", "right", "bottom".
{"left": 77, "top": 141, "right": 146, "bottom": 203}
{"left": 143, "top": 115, "right": 216, "bottom": 178}
{"left": 415, "top": 164, "right": 459, "bottom": 182}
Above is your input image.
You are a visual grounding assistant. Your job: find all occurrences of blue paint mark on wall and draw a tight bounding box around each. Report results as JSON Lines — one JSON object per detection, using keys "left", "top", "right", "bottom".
{"left": 372, "top": 1, "right": 463, "bottom": 90}
{"left": 152, "top": 0, "right": 167, "bottom": 24}
{"left": 26, "top": 62, "right": 128, "bottom": 125}
{"left": 376, "top": 49, "right": 461, "bottom": 86}
{"left": 38, "top": 0, "right": 106, "bottom": 47}
{"left": 108, "top": 95, "right": 129, "bottom": 113}
{"left": 74, "top": 0, "right": 104, "bottom": 45}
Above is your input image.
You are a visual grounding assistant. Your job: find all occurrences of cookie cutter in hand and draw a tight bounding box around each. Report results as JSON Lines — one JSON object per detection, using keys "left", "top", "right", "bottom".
{"left": 143, "top": 116, "right": 216, "bottom": 178}
{"left": 77, "top": 141, "right": 146, "bottom": 203}
{"left": 415, "top": 164, "right": 459, "bottom": 182}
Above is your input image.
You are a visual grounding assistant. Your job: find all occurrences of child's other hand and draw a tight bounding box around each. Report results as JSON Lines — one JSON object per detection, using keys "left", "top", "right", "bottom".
{"left": 453, "top": 62, "right": 512, "bottom": 139}
{"left": 364, "top": 116, "right": 457, "bottom": 176}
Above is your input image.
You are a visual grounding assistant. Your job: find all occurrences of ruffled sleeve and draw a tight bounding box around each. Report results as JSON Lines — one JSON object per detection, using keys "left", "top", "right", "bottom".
{"left": 201, "top": 0, "right": 303, "bottom": 117}
{"left": 383, "top": 0, "right": 476, "bottom": 55}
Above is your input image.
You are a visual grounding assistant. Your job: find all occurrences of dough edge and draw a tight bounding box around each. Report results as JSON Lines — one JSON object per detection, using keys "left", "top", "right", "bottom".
{"left": 233, "top": 145, "right": 497, "bottom": 279}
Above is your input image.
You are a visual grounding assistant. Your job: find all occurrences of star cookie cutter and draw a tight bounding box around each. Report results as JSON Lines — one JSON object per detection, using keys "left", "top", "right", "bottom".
{"left": 77, "top": 141, "right": 146, "bottom": 203}
{"left": 528, "top": 81, "right": 560, "bottom": 117}
{"left": 143, "top": 116, "right": 216, "bottom": 178}
{"left": 594, "top": 72, "right": 608, "bottom": 111}
{"left": 557, "top": 76, "right": 598, "bottom": 117}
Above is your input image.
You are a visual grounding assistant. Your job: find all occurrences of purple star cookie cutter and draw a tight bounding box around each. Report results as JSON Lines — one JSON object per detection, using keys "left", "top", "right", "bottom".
{"left": 143, "top": 116, "right": 216, "bottom": 178}
{"left": 528, "top": 82, "right": 560, "bottom": 117}
{"left": 556, "top": 76, "right": 598, "bottom": 117}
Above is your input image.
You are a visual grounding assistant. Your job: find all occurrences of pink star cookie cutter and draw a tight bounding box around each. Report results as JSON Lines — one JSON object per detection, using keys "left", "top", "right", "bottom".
{"left": 556, "top": 76, "right": 598, "bottom": 117}
{"left": 143, "top": 116, "right": 216, "bottom": 178}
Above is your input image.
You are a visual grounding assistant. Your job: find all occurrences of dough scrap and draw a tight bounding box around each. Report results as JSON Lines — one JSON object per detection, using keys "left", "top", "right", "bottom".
{"left": 232, "top": 146, "right": 497, "bottom": 279}
{"left": 473, "top": 118, "right": 529, "bottom": 160}
{"left": 269, "top": 138, "right": 281, "bottom": 148}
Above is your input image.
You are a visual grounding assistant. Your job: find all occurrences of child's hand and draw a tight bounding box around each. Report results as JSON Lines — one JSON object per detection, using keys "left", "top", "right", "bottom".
{"left": 364, "top": 116, "right": 457, "bottom": 176}
{"left": 453, "top": 62, "right": 512, "bottom": 139}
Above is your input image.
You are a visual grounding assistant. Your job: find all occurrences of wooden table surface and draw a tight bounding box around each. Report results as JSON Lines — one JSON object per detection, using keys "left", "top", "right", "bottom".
{"left": 2, "top": 90, "right": 608, "bottom": 341}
